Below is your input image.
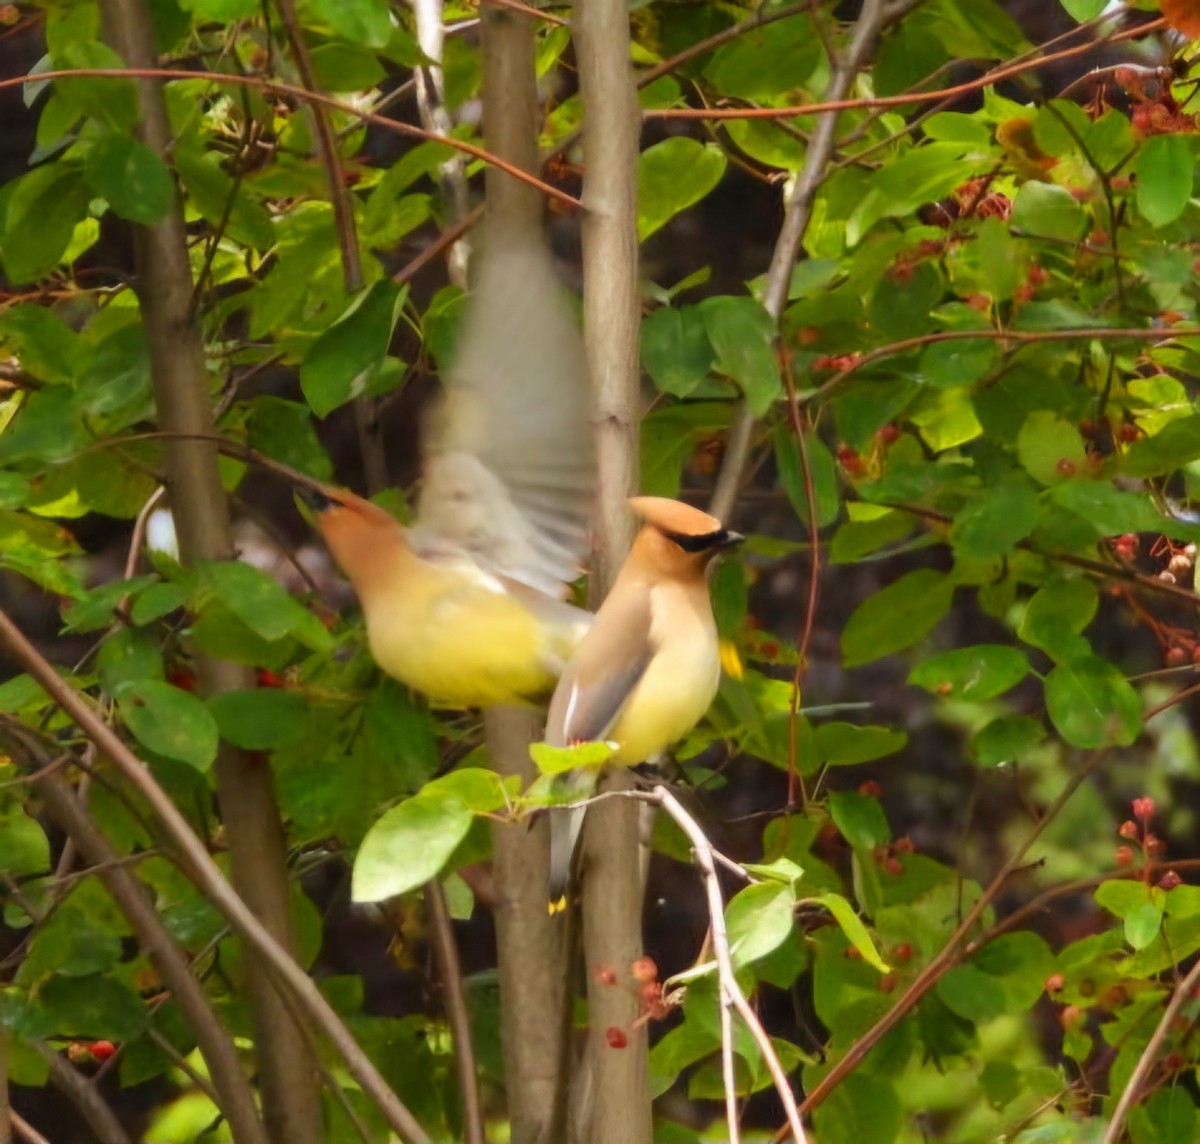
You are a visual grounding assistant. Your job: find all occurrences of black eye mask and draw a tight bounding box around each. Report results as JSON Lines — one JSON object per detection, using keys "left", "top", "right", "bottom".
{"left": 298, "top": 488, "right": 341, "bottom": 512}
{"left": 664, "top": 528, "right": 745, "bottom": 553}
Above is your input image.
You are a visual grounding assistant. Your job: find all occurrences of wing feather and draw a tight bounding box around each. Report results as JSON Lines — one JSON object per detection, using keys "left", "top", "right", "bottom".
{"left": 415, "top": 233, "right": 594, "bottom": 597}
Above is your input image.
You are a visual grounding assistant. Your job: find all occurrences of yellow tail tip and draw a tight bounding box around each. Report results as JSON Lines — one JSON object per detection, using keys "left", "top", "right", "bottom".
{"left": 719, "top": 638, "right": 744, "bottom": 680}
{"left": 548, "top": 895, "right": 568, "bottom": 916}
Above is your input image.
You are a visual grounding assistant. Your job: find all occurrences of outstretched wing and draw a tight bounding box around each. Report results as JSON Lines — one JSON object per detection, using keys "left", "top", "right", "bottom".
{"left": 415, "top": 233, "right": 594, "bottom": 598}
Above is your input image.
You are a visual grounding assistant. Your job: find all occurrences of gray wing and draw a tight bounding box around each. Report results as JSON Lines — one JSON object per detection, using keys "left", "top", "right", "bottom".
{"left": 415, "top": 232, "right": 594, "bottom": 598}
{"left": 545, "top": 583, "right": 655, "bottom": 747}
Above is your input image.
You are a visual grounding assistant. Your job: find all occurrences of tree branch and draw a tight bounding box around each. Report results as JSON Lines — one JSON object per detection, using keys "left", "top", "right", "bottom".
{"left": 710, "top": 0, "right": 898, "bottom": 522}
{"left": 653, "top": 788, "right": 808, "bottom": 1144}
{"left": 28, "top": 767, "right": 268, "bottom": 1144}
{"left": 96, "top": 2, "right": 323, "bottom": 1138}
{"left": 427, "top": 882, "right": 486, "bottom": 1144}
{"left": 0, "top": 607, "right": 432, "bottom": 1144}
{"left": 477, "top": 9, "right": 573, "bottom": 1144}
{"left": 35, "top": 1045, "right": 133, "bottom": 1144}
{"left": 572, "top": 0, "right": 647, "bottom": 1142}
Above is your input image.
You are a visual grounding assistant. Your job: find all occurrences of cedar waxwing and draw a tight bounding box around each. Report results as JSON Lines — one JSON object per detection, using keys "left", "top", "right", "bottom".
{"left": 545, "top": 496, "right": 744, "bottom": 902}
{"left": 302, "top": 234, "right": 594, "bottom": 709}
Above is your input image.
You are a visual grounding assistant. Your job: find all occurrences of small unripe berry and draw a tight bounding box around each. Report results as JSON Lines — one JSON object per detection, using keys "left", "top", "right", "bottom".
{"left": 605, "top": 1027, "right": 628, "bottom": 1049}
{"left": 1044, "top": 973, "right": 1065, "bottom": 993}
{"left": 1115, "top": 845, "right": 1135, "bottom": 868}
{"left": 630, "top": 956, "right": 658, "bottom": 983}
{"left": 1158, "top": 870, "right": 1182, "bottom": 891}
{"left": 1132, "top": 797, "right": 1155, "bottom": 821}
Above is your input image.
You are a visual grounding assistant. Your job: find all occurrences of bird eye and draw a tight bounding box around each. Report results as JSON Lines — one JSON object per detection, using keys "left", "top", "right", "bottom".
{"left": 299, "top": 488, "right": 339, "bottom": 512}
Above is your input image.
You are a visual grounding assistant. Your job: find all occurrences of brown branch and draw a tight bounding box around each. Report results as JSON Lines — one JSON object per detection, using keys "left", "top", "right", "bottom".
{"left": 35, "top": 1044, "right": 134, "bottom": 1144}
{"left": 476, "top": 9, "right": 572, "bottom": 1143}
{"left": 0, "top": 69, "right": 580, "bottom": 210}
{"left": 9, "top": 1113, "right": 49, "bottom": 1144}
{"left": 573, "top": 0, "right": 648, "bottom": 1141}
{"left": 1104, "top": 951, "right": 1200, "bottom": 1141}
{"left": 709, "top": 0, "right": 904, "bottom": 522}
{"left": 799, "top": 325, "right": 1200, "bottom": 408}
{"left": 394, "top": 204, "right": 486, "bottom": 287}
{"left": 29, "top": 765, "right": 268, "bottom": 1144}
{"left": 890, "top": 501, "right": 1200, "bottom": 610}
{"left": 787, "top": 748, "right": 1110, "bottom": 1126}
{"left": 653, "top": 788, "right": 809, "bottom": 1143}
{"left": 427, "top": 882, "right": 486, "bottom": 1144}
{"left": 781, "top": 678, "right": 1200, "bottom": 1133}
{"left": 636, "top": 1, "right": 815, "bottom": 89}
{"left": 97, "top": 0, "right": 324, "bottom": 1137}
{"left": 645, "top": 17, "right": 1168, "bottom": 122}
{"left": 0, "top": 608, "right": 432, "bottom": 1144}
{"left": 0, "top": 1031, "right": 10, "bottom": 1144}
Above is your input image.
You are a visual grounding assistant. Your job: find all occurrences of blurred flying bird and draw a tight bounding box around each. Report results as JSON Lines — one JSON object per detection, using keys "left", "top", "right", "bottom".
{"left": 303, "top": 234, "right": 594, "bottom": 709}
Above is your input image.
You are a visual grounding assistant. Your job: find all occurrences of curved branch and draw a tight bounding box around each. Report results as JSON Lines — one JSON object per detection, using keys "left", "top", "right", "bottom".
{"left": 0, "top": 608, "right": 432, "bottom": 1144}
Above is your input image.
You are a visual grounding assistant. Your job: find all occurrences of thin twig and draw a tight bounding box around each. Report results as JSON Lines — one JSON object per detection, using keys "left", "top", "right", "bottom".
{"left": 709, "top": 0, "right": 903, "bottom": 521}
{"left": 0, "top": 69, "right": 580, "bottom": 210}
{"left": 644, "top": 17, "right": 1168, "bottom": 121}
{"left": 653, "top": 788, "right": 808, "bottom": 1144}
{"left": 1104, "top": 957, "right": 1200, "bottom": 1143}
{"left": 36, "top": 1043, "right": 134, "bottom": 1144}
{"left": 0, "top": 1030, "right": 10, "bottom": 1144}
{"left": 9, "top": 1113, "right": 50, "bottom": 1144}
{"left": 426, "top": 882, "right": 487, "bottom": 1144}
{"left": 0, "top": 608, "right": 432, "bottom": 1144}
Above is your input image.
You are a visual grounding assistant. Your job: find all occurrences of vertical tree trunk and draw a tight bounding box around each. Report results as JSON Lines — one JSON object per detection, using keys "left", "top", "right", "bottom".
{"left": 480, "top": 13, "right": 571, "bottom": 1144}
{"left": 572, "top": 1, "right": 650, "bottom": 1141}
{"left": 98, "top": 4, "right": 323, "bottom": 1141}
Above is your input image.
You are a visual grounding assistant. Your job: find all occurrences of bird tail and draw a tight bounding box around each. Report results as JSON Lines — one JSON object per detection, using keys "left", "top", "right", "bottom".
{"left": 547, "top": 770, "right": 598, "bottom": 911}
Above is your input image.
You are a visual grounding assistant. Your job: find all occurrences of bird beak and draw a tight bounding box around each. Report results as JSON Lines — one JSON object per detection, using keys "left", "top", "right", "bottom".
{"left": 717, "top": 530, "right": 745, "bottom": 549}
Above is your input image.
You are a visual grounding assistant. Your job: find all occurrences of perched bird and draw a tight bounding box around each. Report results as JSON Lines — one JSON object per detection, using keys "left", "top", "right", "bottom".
{"left": 545, "top": 496, "right": 743, "bottom": 902}
{"left": 302, "top": 234, "right": 594, "bottom": 709}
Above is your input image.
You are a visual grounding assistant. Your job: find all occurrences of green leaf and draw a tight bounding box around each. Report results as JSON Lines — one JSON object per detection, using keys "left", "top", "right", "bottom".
{"left": 1130, "top": 1088, "right": 1198, "bottom": 1144}
{"left": 726, "top": 881, "right": 796, "bottom": 967}
{"left": 1124, "top": 900, "right": 1163, "bottom": 950}
{"left": 841, "top": 569, "right": 954, "bottom": 667}
{"left": 1044, "top": 655, "right": 1142, "bottom": 748}
{"left": 702, "top": 14, "right": 820, "bottom": 101}
{"left": 307, "top": 0, "right": 395, "bottom": 48}
{"left": 117, "top": 680, "right": 220, "bottom": 769}
{"left": 909, "top": 645, "right": 1029, "bottom": 701}
{"left": 970, "top": 715, "right": 1046, "bottom": 767}
{"left": 0, "top": 812, "right": 50, "bottom": 878}
{"left": 529, "top": 740, "right": 619, "bottom": 777}
{"left": 828, "top": 790, "right": 890, "bottom": 850}
{"left": 195, "top": 561, "right": 332, "bottom": 651}
{"left": 698, "top": 296, "right": 781, "bottom": 415}
{"left": 774, "top": 427, "right": 839, "bottom": 527}
{"left": 846, "top": 144, "right": 990, "bottom": 245}
{"left": 351, "top": 769, "right": 508, "bottom": 902}
{"left": 206, "top": 688, "right": 308, "bottom": 750}
{"left": 918, "top": 337, "right": 997, "bottom": 390}
{"left": 816, "top": 893, "right": 889, "bottom": 973}
{"left": 937, "top": 962, "right": 1007, "bottom": 1023}
{"left": 130, "top": 582, "right": 186, "bottom": 625}
{"left": 309, "top": 43, "right": 387, "bottom": 92}
{"left": 300, "top": 281, "right": 406, "bottom": 418}
{"left": 1010, "top": 182, "right": 1086, "bottom": 241}
{"left": 829, "top": 510, "right": 917, "bottom": 563}
{"left": 0, "top": 162, "right": 89, "bottom": 284}
{"left": 951, "top": 477, "right": 1040, "bottom": 559}
{"left": 1020, "top": 579, "right": 1097, "bottom": 662}
{"left": 84, "top": 131, "right": 173, "bottom": 225}
{"left": 637, "top": 138, "right": 726, "bottom": 241}
{"left": 1016, "top": 410, "right": 1088, "bottom": 485}
{"left": 640, "top": 306, "right": 715, "bottom": 397}
{"left": 51, "top": 41, "right": 139, "bottom": 130}
{"left": 1122, "top": 413, "right": 1200, "bottom": 478}
{"left": 29, "top": 974, "right": 149, "bottom": 1042}
{"left": 246, "top": 396, "right": 334, "bottom": 482}
{"left": 1059, "top": 0, "right": 1106, "bottom": 18}
{"left": 1136, "top": 134, "right": 1193, "bottom": 228}
{"left": 19, "top": 906, "right": 121, "bottom": 980}
{"left": 814, "top": 723, "right": 907, "bottom": 766}
{"left": 1049, "top": 480, "right": 1177, "bottom": 538}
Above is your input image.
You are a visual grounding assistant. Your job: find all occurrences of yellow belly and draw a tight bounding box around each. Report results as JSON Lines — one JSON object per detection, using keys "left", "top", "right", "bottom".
{"left": 609, "top": 630, "right": 720, "bottom": 765}
{"left": 364, "top": 572, "right": 567, "bottom": 708}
